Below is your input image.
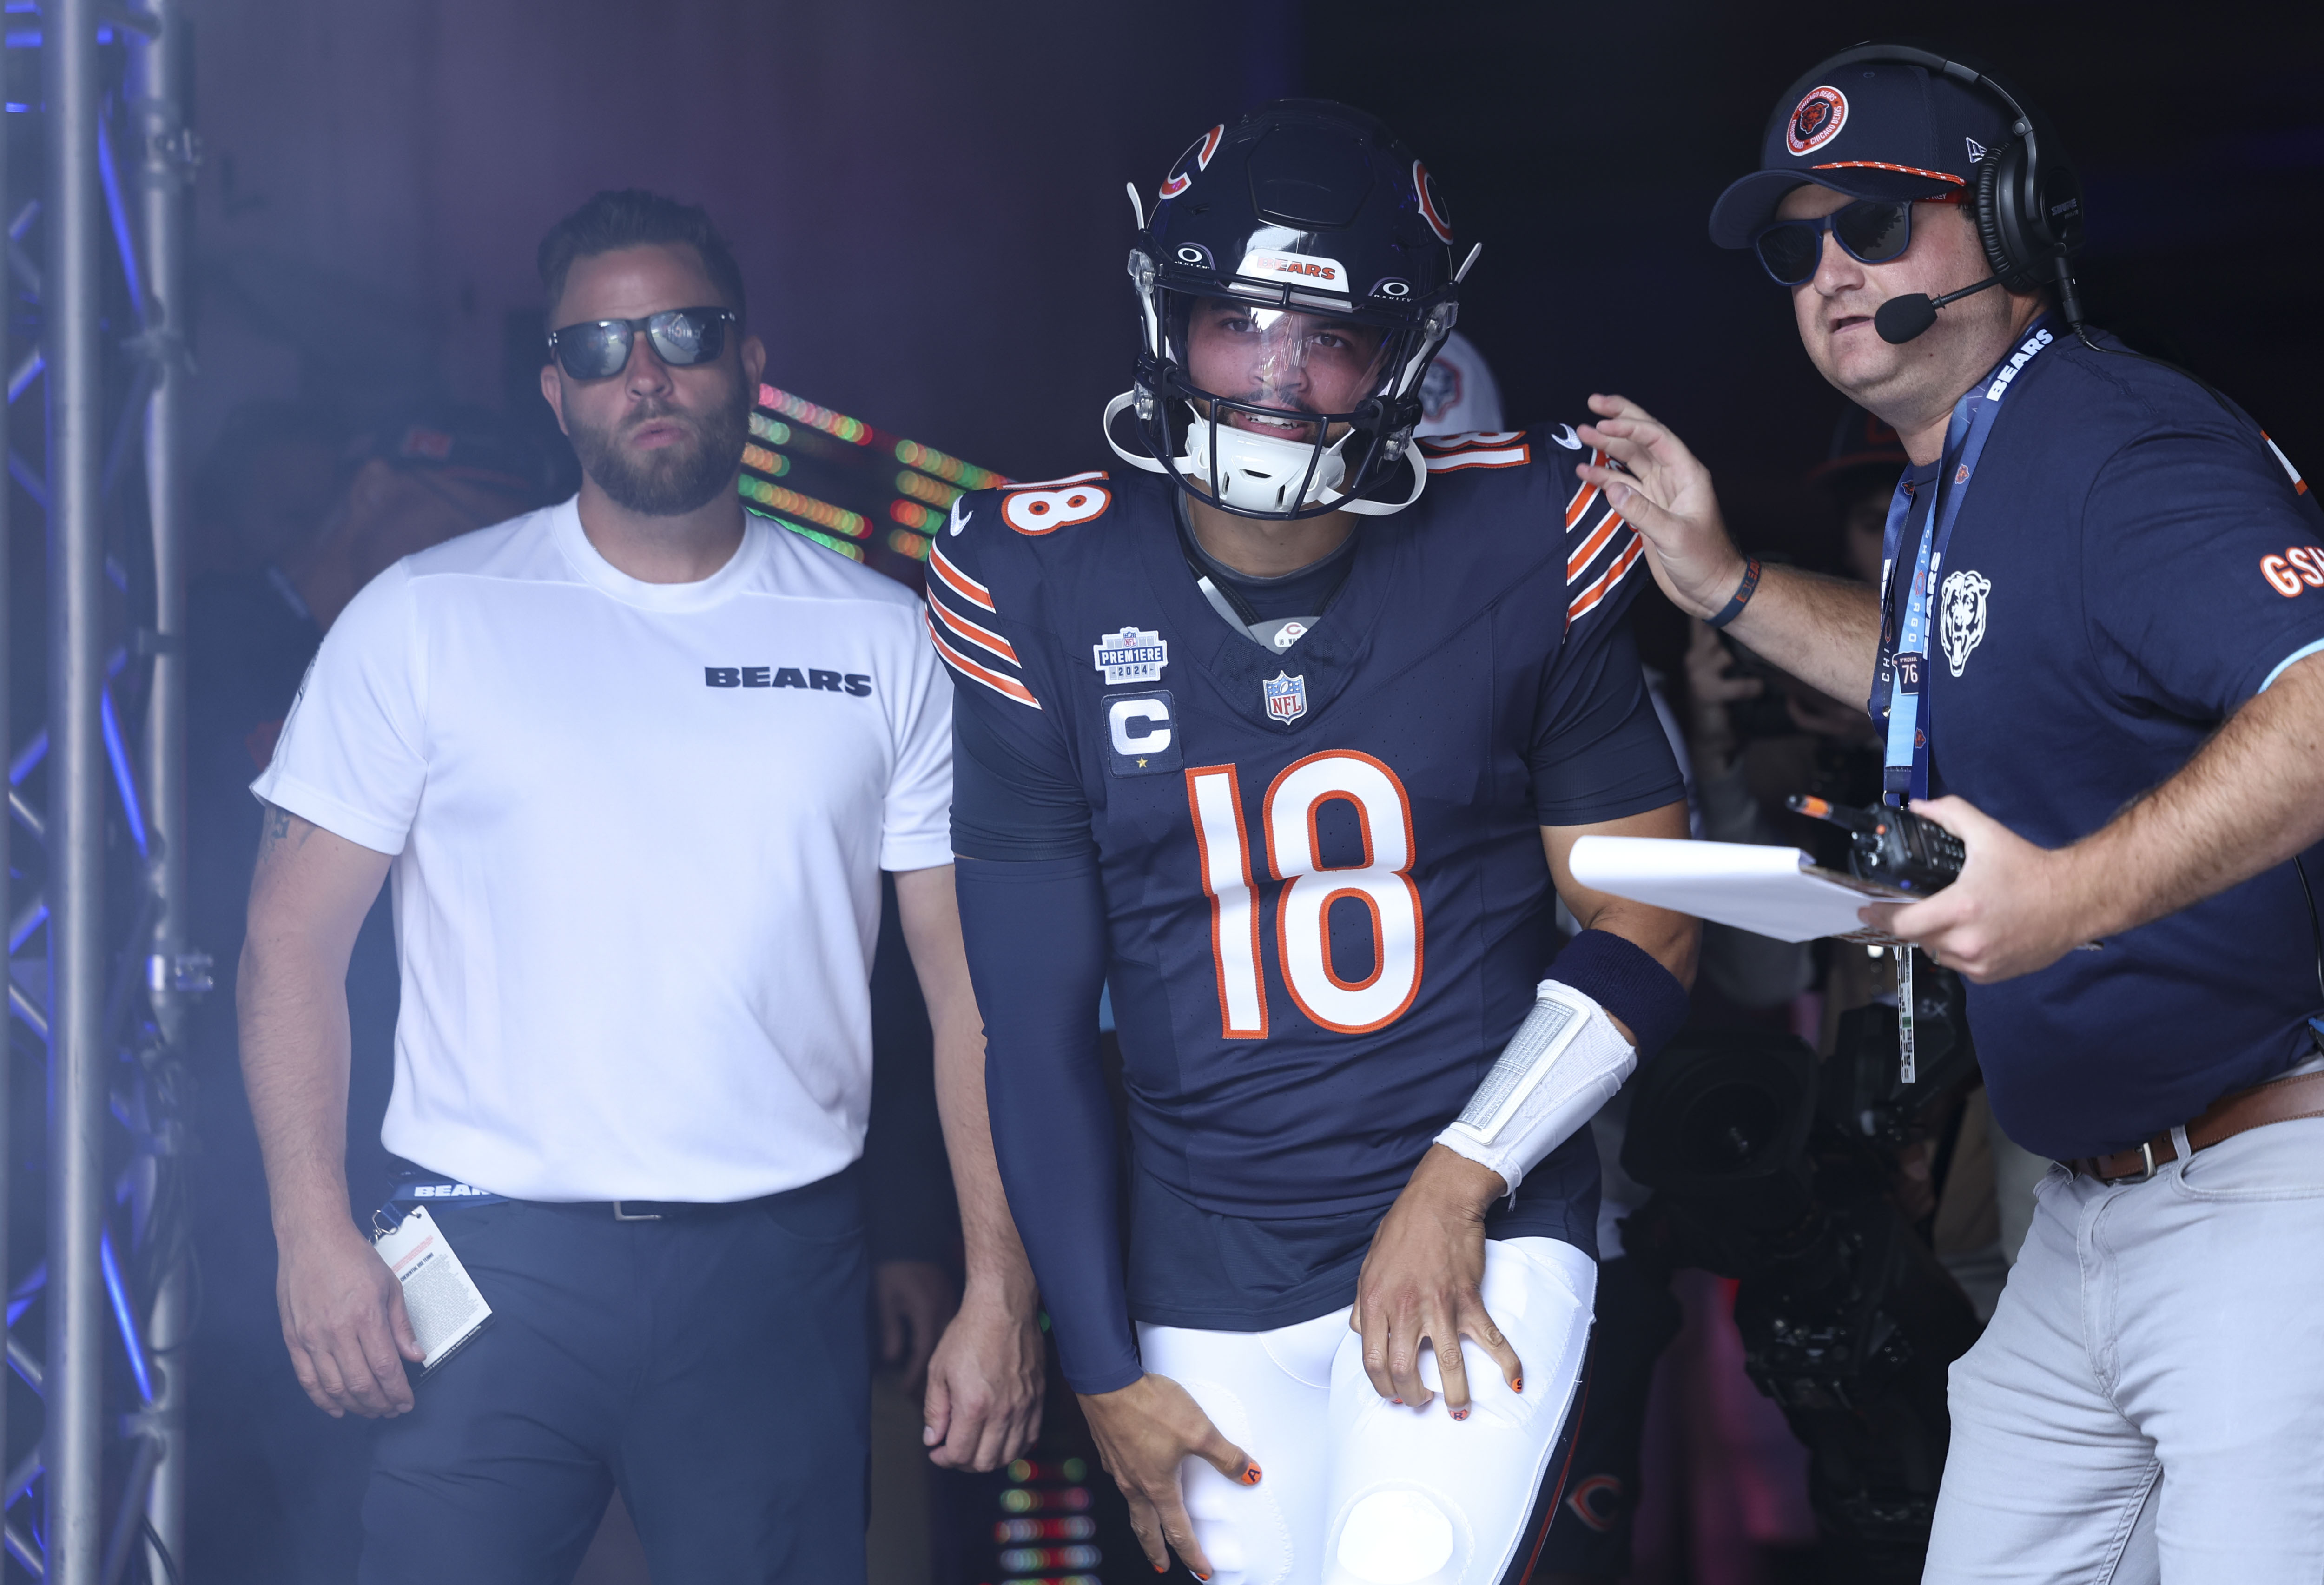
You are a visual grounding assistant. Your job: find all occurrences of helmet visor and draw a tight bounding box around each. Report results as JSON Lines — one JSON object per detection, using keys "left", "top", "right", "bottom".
{"left": 1170, "top": 291, "right": 1400, "bottom": 446}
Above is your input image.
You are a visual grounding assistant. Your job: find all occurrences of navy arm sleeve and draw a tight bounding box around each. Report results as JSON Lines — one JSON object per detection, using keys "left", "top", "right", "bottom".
{"left": 951, "top": 697, "right": 1096, "bottom": 861}
{"left": 1529, "top": 617, "right": 1686, "bottom": 825}
{"left": 954, "top": 852, "right": 1138, "bottom": 1393}
{"left": 948, "top": 668, "right": 1136, "bottom": 1392}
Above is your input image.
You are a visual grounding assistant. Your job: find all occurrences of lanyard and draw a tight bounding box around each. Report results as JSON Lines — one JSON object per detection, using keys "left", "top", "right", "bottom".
{"left": 1873, "top": 319, "right": 2056, "bottom": 805}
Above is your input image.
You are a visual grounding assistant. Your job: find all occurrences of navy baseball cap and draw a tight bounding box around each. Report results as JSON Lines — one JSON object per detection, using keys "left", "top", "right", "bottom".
{"left": 1709, "top": 57, "right": 2017, "bottom": 248}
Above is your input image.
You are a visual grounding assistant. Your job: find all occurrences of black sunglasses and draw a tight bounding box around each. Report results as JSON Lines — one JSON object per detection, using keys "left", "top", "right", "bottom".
{"left": 1753, "top": 198, "right": 1947, "bottom": 286}
{"left": 545, "top": 307, "right": 738, "bottom": 380}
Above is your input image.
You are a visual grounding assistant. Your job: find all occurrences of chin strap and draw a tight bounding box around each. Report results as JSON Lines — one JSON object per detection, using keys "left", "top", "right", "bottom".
{"left": 1099, "top": 390, "right": 1432, "bottom": 516}
{"left": 1325, "top": 446, "right": 1427, "bottom": 517}
{"left": 1102, "top": 391, "right": 1169, "bottom": 475}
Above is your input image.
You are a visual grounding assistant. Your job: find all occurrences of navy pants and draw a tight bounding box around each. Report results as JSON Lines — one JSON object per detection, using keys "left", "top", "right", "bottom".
{"left": 357, "top": 1169, "right": 870, "bottom": 1585}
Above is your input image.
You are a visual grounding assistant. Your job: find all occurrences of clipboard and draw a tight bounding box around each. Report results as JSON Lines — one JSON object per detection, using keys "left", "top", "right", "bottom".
{"left": 1568, "top": 835, "right": 1910, "bottom": 945}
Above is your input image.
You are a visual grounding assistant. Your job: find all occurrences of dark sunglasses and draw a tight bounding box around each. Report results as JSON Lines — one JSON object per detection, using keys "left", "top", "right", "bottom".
{"left": 545, "top": 307, "right": 737, "bottom": 380}
{"left": 1753, "top": 198, "right": 1953, "bottom": 286}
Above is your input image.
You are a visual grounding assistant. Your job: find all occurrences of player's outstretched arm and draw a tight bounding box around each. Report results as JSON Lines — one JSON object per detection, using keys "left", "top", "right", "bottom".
{"left": 1577, "top": 394, "right": 1881, "bottom": 706}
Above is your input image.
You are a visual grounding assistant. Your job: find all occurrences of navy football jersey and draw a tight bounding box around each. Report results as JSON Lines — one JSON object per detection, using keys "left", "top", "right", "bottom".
{"left": 931, "top": 428, "right": 1681, "bottom": 1235}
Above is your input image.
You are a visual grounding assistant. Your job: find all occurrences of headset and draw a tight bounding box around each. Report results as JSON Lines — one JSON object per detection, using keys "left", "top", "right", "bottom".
{"left": 1802, "top": 44, "right": 2090, "bottom": 345}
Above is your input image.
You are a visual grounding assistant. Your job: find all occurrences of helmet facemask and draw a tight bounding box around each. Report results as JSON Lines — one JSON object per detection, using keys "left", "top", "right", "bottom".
{"left": 1109, "top": 255, "right": 1452, "bottom": 521}
{"left": 1157, "top": 287, "right": 1431, "bottom": 517}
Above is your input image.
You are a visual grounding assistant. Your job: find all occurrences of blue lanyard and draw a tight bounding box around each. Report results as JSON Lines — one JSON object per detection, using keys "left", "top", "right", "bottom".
{"left": 1874, "top": 319, "right": 2057, "bottom": 805}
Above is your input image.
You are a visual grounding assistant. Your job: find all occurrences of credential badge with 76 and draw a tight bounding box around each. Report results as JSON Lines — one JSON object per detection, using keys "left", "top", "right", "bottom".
{"left": 1093, "top": 626, "right": 1168, "bottom": 685}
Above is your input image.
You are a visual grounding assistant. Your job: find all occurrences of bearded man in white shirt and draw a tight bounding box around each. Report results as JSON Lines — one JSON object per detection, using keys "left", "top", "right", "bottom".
{"left": 238, "top": 188, "right": 1042, "bottom": 1585}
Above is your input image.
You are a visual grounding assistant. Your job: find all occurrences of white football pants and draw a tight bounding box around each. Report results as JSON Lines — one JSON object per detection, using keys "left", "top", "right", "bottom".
{"left": 1136, "top": 1236, "right": 1594, "bottom": 1585}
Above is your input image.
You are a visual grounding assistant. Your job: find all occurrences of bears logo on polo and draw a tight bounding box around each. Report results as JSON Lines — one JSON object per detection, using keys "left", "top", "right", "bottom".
{"left": 1939, "top": 570, "right": 1993, "bottom": 677}
{"left": 1786, "top": 86, "right": 1848, "bottom": 156}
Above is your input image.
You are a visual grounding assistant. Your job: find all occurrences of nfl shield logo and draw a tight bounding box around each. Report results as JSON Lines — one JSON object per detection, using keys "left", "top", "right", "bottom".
{"left": 1262, "top": 671, "right": 1307, "bottom": 723}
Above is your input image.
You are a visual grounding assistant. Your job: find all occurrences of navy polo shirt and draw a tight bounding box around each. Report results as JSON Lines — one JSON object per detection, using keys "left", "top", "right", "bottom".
{"left": 1907, "top": 327, "right": 2324, "bottom": 1160}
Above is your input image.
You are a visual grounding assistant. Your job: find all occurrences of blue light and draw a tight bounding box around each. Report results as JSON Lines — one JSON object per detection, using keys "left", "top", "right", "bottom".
{"left": 96, "top": 116, "right": 144, "bottom": 324}
{"left": 99, "top": 1229, "right": 154, "bottom": 1403}
{"left": 7, "top": 1259, "right": 41, "bottom": 1330}
{"left": 9, "top": 726, "right": 44, "bottom": 786}
{"left": 99, "top": 686, "right": 147, "bottom": 858}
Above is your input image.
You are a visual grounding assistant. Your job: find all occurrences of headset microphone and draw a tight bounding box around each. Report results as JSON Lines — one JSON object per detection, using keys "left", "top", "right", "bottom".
{"left": 1874, "top": 272, "right": 2006, "bottom": 345}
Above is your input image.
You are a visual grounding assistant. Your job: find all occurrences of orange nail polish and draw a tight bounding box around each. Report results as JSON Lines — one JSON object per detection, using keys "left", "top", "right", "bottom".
{"left": 1452, "top": 1406, "right": 1471, "bottom": 1421}
{"left": 1241, "top": 1464, "right": 1263, "bottom": 1486}
{"left": 1390, "top": 1397, "right": 1402, "bottom": 1405}
{"left": 1513, "top": 1375, "right": 1525, "bottom": 1394}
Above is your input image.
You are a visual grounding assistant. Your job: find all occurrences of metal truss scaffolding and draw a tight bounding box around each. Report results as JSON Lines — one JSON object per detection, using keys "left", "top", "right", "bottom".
{"left": 3, "top": 0, "right": 198, "bottom": 1579}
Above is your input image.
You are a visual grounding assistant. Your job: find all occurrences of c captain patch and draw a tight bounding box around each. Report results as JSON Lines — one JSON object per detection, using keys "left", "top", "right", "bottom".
{"left": 1104, "top": 691, "right": 1180, "bottom": 776}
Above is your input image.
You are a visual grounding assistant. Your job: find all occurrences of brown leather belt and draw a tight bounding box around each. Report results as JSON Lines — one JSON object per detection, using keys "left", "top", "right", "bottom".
{"left": 2071, "top": 1068, "right": 2324, "bottom": 1183}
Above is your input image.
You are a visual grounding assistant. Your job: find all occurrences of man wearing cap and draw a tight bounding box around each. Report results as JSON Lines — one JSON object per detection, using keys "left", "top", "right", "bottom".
{"left": 236, "top": 190, "right": 1043, "bottom": 1583}
{"left": 1581, "top": 47, "right": 2324, "bottom": 1579}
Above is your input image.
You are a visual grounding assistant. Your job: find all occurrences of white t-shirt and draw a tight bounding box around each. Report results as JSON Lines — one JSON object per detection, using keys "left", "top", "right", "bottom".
{"left": 253, "top": 501, "right": 954, "bottom": 1202}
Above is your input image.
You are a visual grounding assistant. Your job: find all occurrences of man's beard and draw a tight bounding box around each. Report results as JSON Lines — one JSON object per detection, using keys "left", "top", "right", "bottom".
{"left": 568, "top": 382, "right": 750, "bottom": 517}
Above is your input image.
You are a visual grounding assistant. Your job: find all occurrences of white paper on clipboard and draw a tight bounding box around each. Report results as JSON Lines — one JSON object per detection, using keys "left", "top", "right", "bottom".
{"left": 1568, "top": 835, "right": 1910, "bottom": 945}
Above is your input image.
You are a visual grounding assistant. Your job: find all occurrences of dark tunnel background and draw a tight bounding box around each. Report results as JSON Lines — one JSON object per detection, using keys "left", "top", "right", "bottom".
{"left": 180, "top": 0, "right": 2324, "bottom": 526}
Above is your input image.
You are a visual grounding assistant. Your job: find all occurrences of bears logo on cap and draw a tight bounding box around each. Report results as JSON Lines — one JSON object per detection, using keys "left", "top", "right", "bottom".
{"left": 1786, "top": 86, "right": 1848, "bottom": 156}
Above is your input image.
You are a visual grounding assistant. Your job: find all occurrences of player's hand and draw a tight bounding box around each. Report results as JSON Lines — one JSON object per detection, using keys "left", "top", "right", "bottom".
{"left": 1353, "top": 1145, "right": 1523, "bottom": 1418}
{"left": 1858, "top": 795, "right": 2091, "bottom": 982}
{"left": 875, "top": 1258, "right": 959, "bottom": 1395}
{"left": 1080, "top": 1374, "right": 1257, "bottom": 1579}
{"left": 275, "top": 1217, "right": 423, "bottom": 1418}
{"left": 921, "top": 1282, "right": 1045, "bottom": 1472}
{"left": 1576, "top": 395, "right": 1748, "bottom": 621}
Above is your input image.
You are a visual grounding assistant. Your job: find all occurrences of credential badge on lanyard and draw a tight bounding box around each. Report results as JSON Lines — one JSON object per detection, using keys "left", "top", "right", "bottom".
{"left": 1875, "top": 321, "right": 2054, "bottom": 807}
{"left": 370, "top": 1205, "right": 494, "bottom": 1376}
{"left": 1871, "top": 320, "right": 2055, "bottom": 1085}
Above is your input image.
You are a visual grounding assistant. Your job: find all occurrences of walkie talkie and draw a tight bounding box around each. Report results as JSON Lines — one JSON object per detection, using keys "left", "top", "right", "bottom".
{"left": 1787, "top": 795, "right": 1967, "bottom": 1088}
{"left": 1787, "top": 795, "right": 1965, "bottom": 894}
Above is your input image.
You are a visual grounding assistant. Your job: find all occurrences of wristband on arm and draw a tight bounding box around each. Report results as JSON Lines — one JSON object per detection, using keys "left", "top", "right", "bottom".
{"left": 1703, "top": 556, "right": 1762, "bottom": 630}
{"left": 1433, "top": 930, "right": 1690, "bottom": 1194}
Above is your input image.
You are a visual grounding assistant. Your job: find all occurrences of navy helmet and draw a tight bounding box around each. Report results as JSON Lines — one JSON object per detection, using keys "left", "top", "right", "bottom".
{"left": 1105, "top": 100, "right": 1468, "bottom": 520}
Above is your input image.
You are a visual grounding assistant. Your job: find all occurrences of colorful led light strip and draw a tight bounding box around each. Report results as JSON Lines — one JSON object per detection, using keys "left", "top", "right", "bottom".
{"left": 746, "top": 506, "right": 865, "bottom": 561}
{"left": 895, "top": 469, "right": 964, "bottom": 509}
{"left": 896, "top": 438, "right": 1005, "bottom": 490}
{"left": 759, "top": 383, "right": 873, "bottom": 445}
{"left": 748, "top": 384, "right": 1008, "bottom": 564}
{"left": 738, "top": 476, "right": 869, "bottom": 537}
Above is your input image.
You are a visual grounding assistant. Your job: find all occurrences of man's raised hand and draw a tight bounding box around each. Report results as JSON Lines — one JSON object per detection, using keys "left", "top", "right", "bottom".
{"left": 1576, "top": 394, "right": 1748, "bottom": 621}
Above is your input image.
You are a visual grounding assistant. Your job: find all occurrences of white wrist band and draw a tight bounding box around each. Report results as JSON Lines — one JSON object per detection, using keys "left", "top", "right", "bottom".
{"left": 1434, "top": 979, "right": 1637, "bottom": 1195}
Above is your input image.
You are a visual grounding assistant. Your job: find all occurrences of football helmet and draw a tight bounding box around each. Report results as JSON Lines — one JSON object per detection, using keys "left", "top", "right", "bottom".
{"left": 1104, "top": 100, "right": 1469, "bottom": 520}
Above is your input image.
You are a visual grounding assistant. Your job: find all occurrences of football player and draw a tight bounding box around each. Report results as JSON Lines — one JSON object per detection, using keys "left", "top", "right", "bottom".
{"left": 936, "top": 102, "right": 1697, "bottom": 1585}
